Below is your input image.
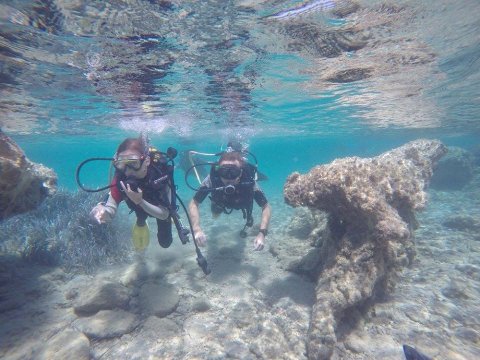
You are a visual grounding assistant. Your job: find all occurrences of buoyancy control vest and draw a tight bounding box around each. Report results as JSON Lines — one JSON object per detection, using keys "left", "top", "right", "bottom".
{"left": 209, "top": 163, "right": 257, "bottom": 224}
{"left": 116, "top": 147, "right": 173, "bottom": 211}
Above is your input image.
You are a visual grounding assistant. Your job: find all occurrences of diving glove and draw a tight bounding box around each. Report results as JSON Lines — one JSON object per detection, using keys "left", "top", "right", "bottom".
{"left": 132, "top": 223, "right": 150, "bottom": 251}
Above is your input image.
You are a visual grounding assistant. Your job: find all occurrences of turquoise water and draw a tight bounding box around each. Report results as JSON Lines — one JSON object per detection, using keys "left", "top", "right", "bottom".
{"left": 1, "top": 1, "right": 480, "bottom": 359}
{"left": 11, "top": 131, "right": 479, "bottom": 198}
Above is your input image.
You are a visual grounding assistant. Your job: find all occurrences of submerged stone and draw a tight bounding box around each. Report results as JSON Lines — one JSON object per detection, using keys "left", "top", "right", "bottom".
{"left": 138, "top": 282, "right": 179, "bottom": 317}
{"left": 73, "top": 281, "right": 131, "bottom": 316}
{"left": 0, "top": 130, "right": 57, "bottom": 220}
{"left": 73, "top": 309, "right": 139, "bottom": 339}
{"left": 284, "top": 139, "right": 447, "bottom": 359}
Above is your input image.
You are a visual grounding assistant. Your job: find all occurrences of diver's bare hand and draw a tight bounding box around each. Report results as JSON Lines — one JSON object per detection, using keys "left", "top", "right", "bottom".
{"left": 120, "top": 181, "right": 143, "bottom": 205}
{"left": 253, "top": 233, "right": 265, "bottom": 251}
{"left": 194, "top": 230, "right": 207, "bottom": 247}
{"left": 89, "top": 203, "right": 109, "bottom": 224}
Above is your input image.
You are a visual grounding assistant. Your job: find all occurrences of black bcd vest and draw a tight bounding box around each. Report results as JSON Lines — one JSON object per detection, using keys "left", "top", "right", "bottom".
{"left": 116, "top": 149, "right": 173, "bottom": 211}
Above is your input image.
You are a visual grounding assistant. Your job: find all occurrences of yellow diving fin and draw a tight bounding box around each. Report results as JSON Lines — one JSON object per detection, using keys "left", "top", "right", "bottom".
{"left": 132, "top": 223, "right": 150, "bottom": 251}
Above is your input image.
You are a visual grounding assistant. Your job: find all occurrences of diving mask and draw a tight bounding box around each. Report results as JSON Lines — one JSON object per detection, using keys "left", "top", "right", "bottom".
{"left": 113, "top": 155, "right": 144, "bottom": 172}
{"left": 216, "top": 164, "right": 242, "bottom": 180}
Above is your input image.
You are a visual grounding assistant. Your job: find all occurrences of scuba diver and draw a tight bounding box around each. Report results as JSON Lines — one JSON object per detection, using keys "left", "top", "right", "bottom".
{"left": 77, "top": 134, "right": 210, "bottom": 274}
{"left": 187, "top": 143, "right": 271, "bottom": 251}
{"left": 88, "top": 137, "right": 178, "bottom": 249}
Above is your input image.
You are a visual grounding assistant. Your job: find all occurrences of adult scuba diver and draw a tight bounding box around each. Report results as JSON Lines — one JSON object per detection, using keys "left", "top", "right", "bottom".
{"left": 186, "top": 142, "right": 271, "bottom": 251}
{"left": 76, "top": 134, "right": 210, "bottom": 275}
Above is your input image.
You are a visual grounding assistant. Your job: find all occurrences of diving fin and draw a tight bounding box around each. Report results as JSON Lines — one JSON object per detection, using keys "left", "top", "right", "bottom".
{"left": 132, "top": 223, "right": 150, "bottom": 251}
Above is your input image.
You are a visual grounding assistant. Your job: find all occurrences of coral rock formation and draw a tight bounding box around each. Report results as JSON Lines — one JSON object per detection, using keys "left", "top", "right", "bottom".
{"left": 0, "top": 130, "right": 57, "bottom": 220}
{"left": 283, "top": 139, "right": 447, "bottom": 359}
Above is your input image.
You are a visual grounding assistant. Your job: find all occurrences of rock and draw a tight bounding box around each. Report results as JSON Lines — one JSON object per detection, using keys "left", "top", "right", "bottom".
{"left": 287, "top": 248, "right": 324, "bottom": 276}
{"left": 344, "top": 334, "right": 370, "bottom": 353}
{"left": 283, "top": 139, "right": 446, "bottom": 359}
{"left": 443, "top": 215, "right": 480, "bottom": 232}
{"left": 141, "top": 316, "right": 180, "bottom": 338}
{"left": 191, "top": 299, "right": 211, "bottom": 313}
{"left": 225, "top": 340, "right": 251, "bottom": 359}
{"left": 73, "top": 281, "right": 131, "bottom": 316}
{"left": 430, "top": 146, "right": 474, "bottom": 190}
{"left": 0, "top": 130, "right": 57, "bottom": 220}
{"left": 39, "top": 329, "right": 90, "bottom": 360}
{"left": 138, "top": 282, "right": 179, "bottom": 317}
{"left": 285, "top": 207, "right": 316, "bottom": 239}
{"left": 270, "top": 238, "right": 318, "bottom": 276}
{"left": 273, "top": 209, "right": 330, "bottom": 277}
{"left": 73, "top": 309, "right": 138, "bottom": 339}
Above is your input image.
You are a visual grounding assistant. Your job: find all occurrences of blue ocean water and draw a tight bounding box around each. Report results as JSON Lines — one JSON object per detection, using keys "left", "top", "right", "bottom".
{"left": 1, "top": 1, "right": 479, "bottom": 359}
{"left": 11, "top": 131, "right": 479, "bottom": 195}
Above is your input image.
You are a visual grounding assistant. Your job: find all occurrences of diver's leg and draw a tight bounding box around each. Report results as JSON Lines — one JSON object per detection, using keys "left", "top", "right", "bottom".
{"left": 156, "top": 217, "right": 173, "bottom": 248}
{"left": 135, "top": 209, "right": 148, "bottom": 226}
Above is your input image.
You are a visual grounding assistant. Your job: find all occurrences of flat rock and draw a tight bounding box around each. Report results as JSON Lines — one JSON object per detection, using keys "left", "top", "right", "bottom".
{"left": 73, "top": 309, "right": 138, "bottom": 339}
{"left": 191, "top": 299, "right": 212, "bottom": 313}
{"left": 141, "top": 316, "right": 180, "bottom": 338}
{"left": 138, "top": 282, "right": 179, "bottom": 317}
{"left": 73, "top": 281, "right": 131, "bottom": 316}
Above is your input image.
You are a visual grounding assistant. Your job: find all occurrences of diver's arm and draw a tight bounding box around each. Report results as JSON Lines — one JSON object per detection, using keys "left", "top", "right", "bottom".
{"left": 253, "top": 184, "right": 270, "bottom": 231}
{"left": 253, "top": 203, "right": 271, "bottom": 251}
{"left": 90, "top": 194, "right": 118, "bottom": 224}
{"left": 120, "top": 181, "right": 169, "bottom": 220}
{"left": 259, "top": 203, "right": 271, "bottom": 231}
{"left": 189, "top": 198, "right": 207, "bottom": 246}
{"left": 138, "top": 184, "right": 170, "bottom": 220}
{"left": 253, "top": 184, "right": 271, "bottom": 251}
{"left": 189, "top": 177, "right": 210, "bottom": 233}
{"left": 138, "top": 199, "right": 169, "bottom": 220}
{"left": 189, "top": 199, "right": 202, "bottom": 234}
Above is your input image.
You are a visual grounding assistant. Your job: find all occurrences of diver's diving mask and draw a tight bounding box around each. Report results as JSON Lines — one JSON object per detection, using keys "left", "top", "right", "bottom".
{"left": 113, "top": 155, "right": 144, "bottom": 172}
{"left": 216, "top": 164, "right": 242, "bottom": 180}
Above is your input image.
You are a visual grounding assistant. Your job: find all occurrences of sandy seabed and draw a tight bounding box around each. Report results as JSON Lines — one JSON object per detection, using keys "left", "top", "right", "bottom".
{"left": 0, "top": 187, "right": 479, "bottom": 360}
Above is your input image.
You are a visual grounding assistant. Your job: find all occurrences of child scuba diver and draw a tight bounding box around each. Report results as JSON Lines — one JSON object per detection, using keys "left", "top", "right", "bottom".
{"left": 79, "top": 134, "right": 210, "bottom": 275}
{"left": 89, "top": 136, "right": 176, "bottom": 249}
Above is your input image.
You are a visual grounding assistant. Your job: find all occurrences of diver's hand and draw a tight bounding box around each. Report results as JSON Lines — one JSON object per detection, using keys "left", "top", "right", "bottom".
{"left": 89, "top": 203, "right": 110, "bottom": 224}
{"left": 194, "top": 230, "right": 207, "bottom": 247}
{"left": 120, "top": 181, "right": 143, "bottom": 205}
{"left": 253, "top": 233, "right": 265, "bottom": 251}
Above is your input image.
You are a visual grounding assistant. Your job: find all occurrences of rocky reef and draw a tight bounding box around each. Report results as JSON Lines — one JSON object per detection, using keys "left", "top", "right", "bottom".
{"left": 0, "top": 130, "right": 57, "bottom": 220}
{"left": 283, "top": 139, "right": 447, "bottom": 359}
